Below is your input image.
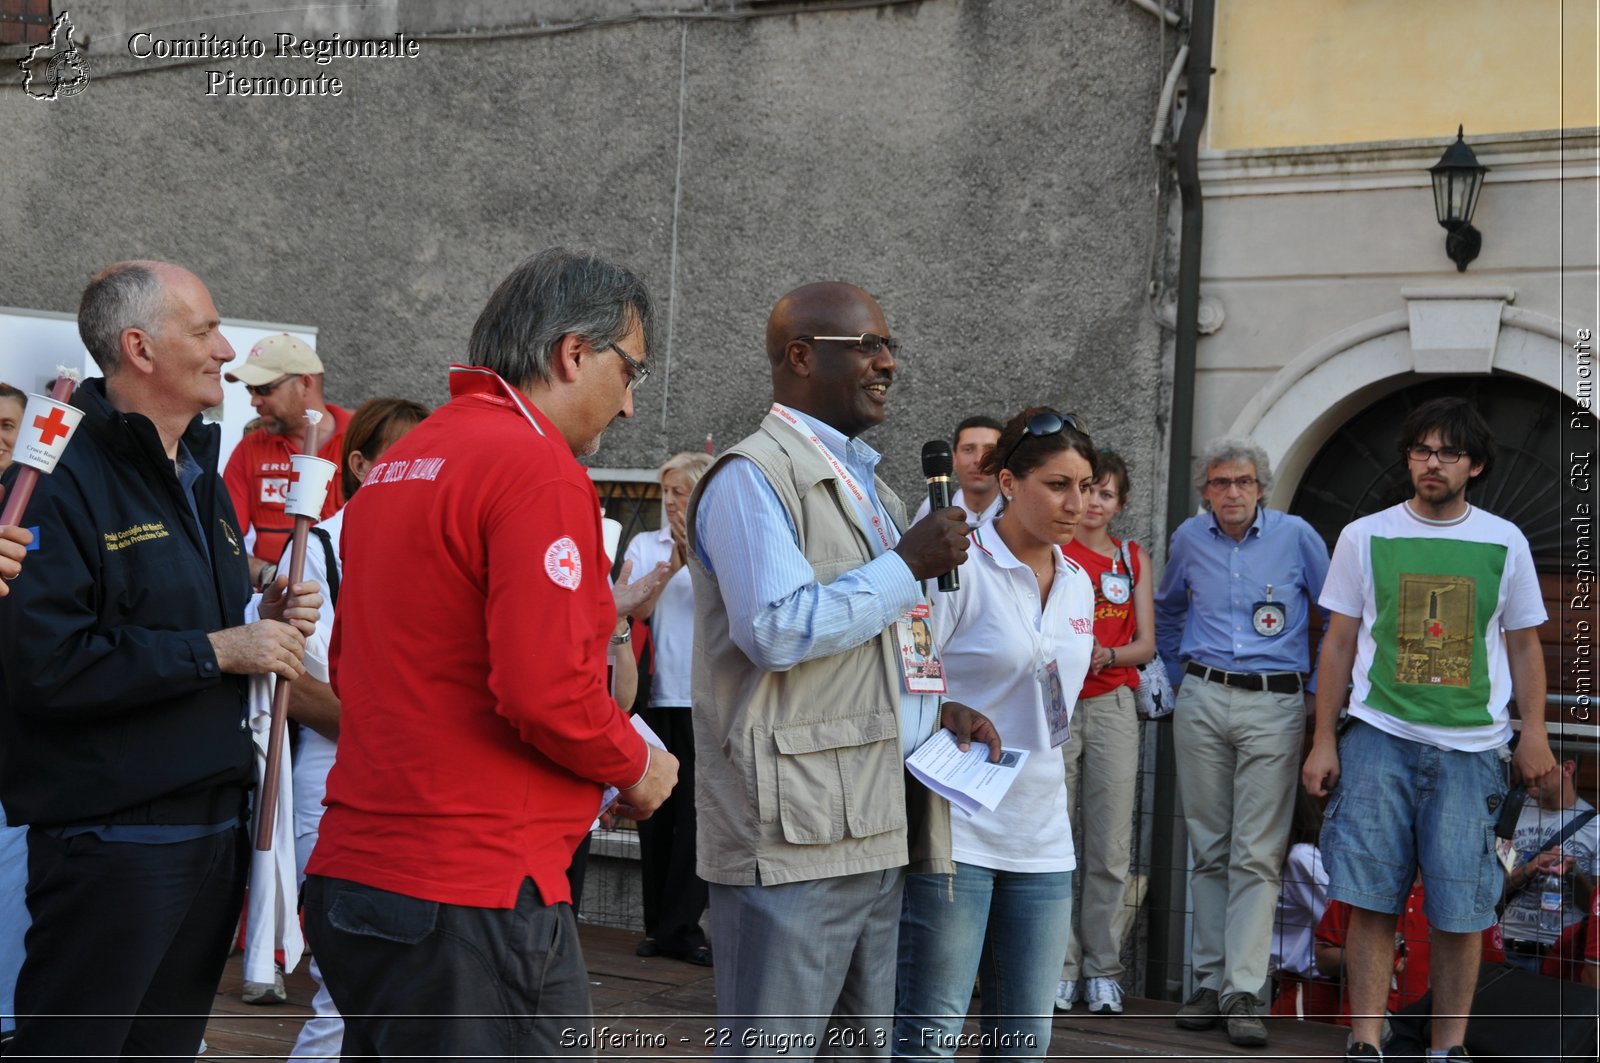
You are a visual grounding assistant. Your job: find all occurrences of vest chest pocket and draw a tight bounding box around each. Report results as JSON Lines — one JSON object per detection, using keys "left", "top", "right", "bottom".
{"left": 770, "top": 712, "right": 903, "bottom": 845}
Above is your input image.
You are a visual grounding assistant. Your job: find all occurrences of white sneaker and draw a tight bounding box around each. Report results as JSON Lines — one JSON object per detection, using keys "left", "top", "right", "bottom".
{"left": 1086, "top": 976, "right": 1124, "bottom": 1014}
{"left": 1054, "top": 978, "right": 1078, "bottom": 1011}
{"left": 241, "top": 965, "right": 286, "bottom": 1005}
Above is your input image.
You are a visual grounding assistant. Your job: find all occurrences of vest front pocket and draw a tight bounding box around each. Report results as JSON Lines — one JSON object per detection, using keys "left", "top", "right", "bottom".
{"left": 771, "top": 712, "right": 902, "bottom": 844}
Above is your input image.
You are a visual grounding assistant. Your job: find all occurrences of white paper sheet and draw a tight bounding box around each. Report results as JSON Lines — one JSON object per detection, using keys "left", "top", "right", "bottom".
{"left": 905, "top": 728, "right": 1029, "bottom": 819}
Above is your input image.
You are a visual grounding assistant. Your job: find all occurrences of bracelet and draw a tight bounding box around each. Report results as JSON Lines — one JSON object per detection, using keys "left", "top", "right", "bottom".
{"left": 610, "top": 626, "right": 632, "bottom": 645}
{"left": 258, "top": 562, "right": 278, "bottom": 589}
{"left": 1107, "top": 647, "right": 1117, "bottom": 667}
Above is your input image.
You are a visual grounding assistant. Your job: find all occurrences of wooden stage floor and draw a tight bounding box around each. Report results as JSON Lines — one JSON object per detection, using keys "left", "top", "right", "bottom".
{"left": 203, "top": 922, "right": 1351, "bottom": 1060}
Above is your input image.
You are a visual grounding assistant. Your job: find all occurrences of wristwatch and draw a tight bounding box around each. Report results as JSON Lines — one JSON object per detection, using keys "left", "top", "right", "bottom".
{"left": 610, "top": 623, "right": 632, "bottom": 645}
{"left": 258, "top": 562, "right": 278, "bottom": 589}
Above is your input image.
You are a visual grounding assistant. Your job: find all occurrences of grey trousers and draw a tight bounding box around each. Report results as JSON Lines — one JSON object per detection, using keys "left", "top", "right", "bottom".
{"left": 708, "top": 867, "right": 904, "bottom": 1060}
{"left": 1172, "top": 676, "right": 1304, "bottom": 1001}
{"left": 304, "top": 875, "right": 593, "bottom": 1060}
{"left": 1061, "top": 684, "right": 1141, "bottom": 980}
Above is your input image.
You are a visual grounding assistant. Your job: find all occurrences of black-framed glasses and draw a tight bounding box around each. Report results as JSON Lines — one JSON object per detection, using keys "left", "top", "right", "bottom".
{"left": 607, "top": 342, "right": 650, "bottom": 391}
{"left": 244, "top": 375, "right": 295, "bottom": 397}
{"left": 1404, "top": 444, "right": 1469, "bottom": 464}
{"left": 1205, "top": 475, "right": 1260, "bottom": 492}
{"left": 794, "top": 333, "right": 901, "bottom": 358}
{"left": 999, "top": 410, "right": 1081, "bottom": 470}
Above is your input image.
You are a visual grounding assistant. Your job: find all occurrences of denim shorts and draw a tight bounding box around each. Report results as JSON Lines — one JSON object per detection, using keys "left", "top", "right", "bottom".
{"left": 1320, "top": 718, "right": 1509, "bottom": 934}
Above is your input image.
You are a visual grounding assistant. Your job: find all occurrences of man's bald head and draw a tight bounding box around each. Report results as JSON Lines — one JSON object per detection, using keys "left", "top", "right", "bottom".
{"left": 765, "top": 282, "right": 882, "bottom": 365}
{"left": 765, "top": 281, "right": 896, "bottom": 439}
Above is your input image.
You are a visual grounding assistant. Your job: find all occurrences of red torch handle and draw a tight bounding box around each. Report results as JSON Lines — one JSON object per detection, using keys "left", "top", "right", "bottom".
{"left": 254, "top": 417, "right": 323, "bottom": 851}
{"left": 254, "top": 514, "right": 313, "bottom": 850}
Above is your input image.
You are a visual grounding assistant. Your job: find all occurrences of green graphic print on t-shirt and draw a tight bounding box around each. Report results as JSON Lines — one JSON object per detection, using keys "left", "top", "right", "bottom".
{"left": 1366, "top": 536, "right": 1506, "bottom": 729}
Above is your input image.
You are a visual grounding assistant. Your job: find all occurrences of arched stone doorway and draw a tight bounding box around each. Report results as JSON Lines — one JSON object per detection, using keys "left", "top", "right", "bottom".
{"left": 1227, "top": 297, "right": 1594, "bottom": 732}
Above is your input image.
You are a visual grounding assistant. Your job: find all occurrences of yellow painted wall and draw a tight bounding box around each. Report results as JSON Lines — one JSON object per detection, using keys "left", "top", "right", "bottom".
{"left": 1211, "top": 0, "right": 1598, "bottom": 150}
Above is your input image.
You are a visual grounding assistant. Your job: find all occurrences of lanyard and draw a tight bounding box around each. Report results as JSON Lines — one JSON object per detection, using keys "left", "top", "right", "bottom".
{"left": 448, "top": 364, "right": 548, "bottom": 437}
{"left": 769, "top": 403, "right": 896, "bottom": 556}
{"left": 971, "top": 527, "right": 1055, "bottom": 672}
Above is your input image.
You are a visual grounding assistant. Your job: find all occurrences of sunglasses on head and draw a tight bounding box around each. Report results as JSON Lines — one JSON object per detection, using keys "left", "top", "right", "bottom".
{"left": 999, "top": 410, "right": 1082, "bottom": 471}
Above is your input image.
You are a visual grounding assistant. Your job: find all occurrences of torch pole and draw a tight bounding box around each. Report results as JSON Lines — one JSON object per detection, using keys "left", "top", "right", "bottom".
{"left": 254, "top": 415, "right": 323, "bottom": 850}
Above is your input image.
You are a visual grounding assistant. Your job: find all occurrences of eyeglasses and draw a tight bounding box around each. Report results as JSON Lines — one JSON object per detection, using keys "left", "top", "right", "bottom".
{"left": 999, "top": 410, "right": 1082, "bottom": 471}
{"left": 1205, "top": 475, "right": 1260, "bottom": 492}
{"left": 607, "top": 342, "right": 650, "bottom": 391}
{"left": 794, "top": 334, "right": 901, "bottom": 358}
{"left": 244, "top": 375, "right": 295, "bottom": 397}
{"left": 1405, "top": 444, "right": 1469, "bottom": 464}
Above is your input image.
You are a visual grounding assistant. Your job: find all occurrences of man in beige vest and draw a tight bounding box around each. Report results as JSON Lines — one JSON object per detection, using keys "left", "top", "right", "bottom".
{"left": 689, "top": 281, "right": 998, "bottom": 1058}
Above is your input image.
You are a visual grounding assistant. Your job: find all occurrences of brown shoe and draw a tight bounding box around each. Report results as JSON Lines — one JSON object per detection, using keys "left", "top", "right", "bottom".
{"left": 1174, "top": 987, "right": 1219, "bottom": 1030}
{"left": 1222, "top": 992, "right": 1268, "bottom": 1047}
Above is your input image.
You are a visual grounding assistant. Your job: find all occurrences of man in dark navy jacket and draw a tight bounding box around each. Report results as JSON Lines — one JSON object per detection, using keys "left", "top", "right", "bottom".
{"left": 0, "top": 260, "right": 321, "bottom": 1058}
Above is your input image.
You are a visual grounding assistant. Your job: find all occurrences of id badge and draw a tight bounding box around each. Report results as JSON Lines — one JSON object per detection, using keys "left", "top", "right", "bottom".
{"left": 1100, "top": 571, "right": 1131, "bottom": 605}
{"left": 1252, "top": 600, "right": 1286, "bottom": 636}
{"left": 1043, "top": 658, "right": 1071, "bottom": 747}
{"left": 1252, "top": 583, "right": 1286, "bottom": 637}
{"left": 897, "top": 604, "right": 947, "bottom": 695}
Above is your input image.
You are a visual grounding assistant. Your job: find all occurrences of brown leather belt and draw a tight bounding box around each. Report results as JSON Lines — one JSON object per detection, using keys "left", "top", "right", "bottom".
{"left": 1185, "top": 662, "right": 1304, "bottom": 695}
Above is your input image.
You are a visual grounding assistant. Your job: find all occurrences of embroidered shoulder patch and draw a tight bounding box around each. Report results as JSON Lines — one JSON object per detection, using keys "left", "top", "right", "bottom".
{"left": 543, "top": 536, "right": 582, "bottom": 590}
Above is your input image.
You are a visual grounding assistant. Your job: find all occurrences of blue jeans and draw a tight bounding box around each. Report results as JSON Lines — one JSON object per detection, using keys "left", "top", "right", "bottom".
{"left": 1321, "top": 718, "right": 1508, "bottom": 933}
{"left": 894, "top": 863, "right": 1072, "bottom": 1061}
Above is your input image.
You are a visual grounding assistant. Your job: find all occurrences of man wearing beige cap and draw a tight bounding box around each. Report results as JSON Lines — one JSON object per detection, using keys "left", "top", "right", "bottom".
{"left": 223, "top": 334, "right": 349, "bottom": 587}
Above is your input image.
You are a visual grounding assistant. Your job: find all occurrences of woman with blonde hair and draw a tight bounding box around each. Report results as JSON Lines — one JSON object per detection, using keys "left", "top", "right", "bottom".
{"left": 625, "top": 450, "right": 715, "bottom": 966}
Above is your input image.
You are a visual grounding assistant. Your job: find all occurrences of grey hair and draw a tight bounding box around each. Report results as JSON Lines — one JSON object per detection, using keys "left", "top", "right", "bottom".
{"left": 77, "top": 262, "right": 170, "bottom": 376}
{"left": 467, "top": 247, "right": 655, "bottom": 390}
{"left": 1194, "top": 436, "right": 1273, "bottom": 510}
{"left": 659, "top": 450, "right": 712, "bottom": 489}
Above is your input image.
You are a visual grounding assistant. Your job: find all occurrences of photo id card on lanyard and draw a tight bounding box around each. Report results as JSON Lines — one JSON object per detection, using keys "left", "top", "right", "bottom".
{"left": 1044, "top": 658, "right": 1071, "bottom": 748}
{"left": 896, "top": 602, "right": 947, "bottom": 695}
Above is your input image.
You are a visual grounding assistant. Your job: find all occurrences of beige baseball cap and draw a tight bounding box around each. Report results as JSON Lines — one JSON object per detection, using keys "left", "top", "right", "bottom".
{"left": 225, "top": 334, "right": 323, "bottom": 386}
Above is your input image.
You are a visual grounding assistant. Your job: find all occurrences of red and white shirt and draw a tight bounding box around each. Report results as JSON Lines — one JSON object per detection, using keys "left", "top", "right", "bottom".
{"left": 308, "top": 369, "right": 648, "bottom": 908}
{"left": 223, "top": 404, "right": 350, "bottom": 561}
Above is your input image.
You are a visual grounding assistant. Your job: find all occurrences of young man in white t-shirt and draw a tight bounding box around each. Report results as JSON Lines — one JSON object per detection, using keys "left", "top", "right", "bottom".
{"left": 1303, "top": 396, "right": 1557, "bottom": 1063}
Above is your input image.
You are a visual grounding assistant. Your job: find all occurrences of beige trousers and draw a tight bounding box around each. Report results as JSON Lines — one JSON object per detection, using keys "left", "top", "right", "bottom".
{"left": 1172, "top": 675, "right": 1304, "bottom": 1001}
{"left": 1061, "top": 684, "right": 1141, "bottom": 980}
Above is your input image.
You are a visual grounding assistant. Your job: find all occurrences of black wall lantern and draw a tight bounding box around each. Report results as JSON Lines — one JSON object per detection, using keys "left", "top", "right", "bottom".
{"left": 1429, "top": 125, "right": 1489, "bottom": 272}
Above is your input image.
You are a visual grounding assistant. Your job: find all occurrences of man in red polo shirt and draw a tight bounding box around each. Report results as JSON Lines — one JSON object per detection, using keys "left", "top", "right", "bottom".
{"left": 303, "top": 248, "right": 677, "bottom": 1058}
{"left": 222, "top": 334, "right": 349, "bottom": 588}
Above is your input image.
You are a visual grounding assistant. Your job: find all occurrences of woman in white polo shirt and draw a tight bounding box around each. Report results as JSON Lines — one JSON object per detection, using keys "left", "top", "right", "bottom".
{"left": 894, "top": 407, "right": 1099, "bottom": 1061}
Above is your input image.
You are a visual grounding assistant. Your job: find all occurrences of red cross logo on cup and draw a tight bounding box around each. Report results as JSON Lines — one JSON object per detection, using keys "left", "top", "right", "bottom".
{"left": 33, "top": 407, "right": 72, "bottom": 446}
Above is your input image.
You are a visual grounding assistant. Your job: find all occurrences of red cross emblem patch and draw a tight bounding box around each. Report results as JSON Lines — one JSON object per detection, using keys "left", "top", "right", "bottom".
{"left": 543, "top": 536, "right": 583, "bottom": 591}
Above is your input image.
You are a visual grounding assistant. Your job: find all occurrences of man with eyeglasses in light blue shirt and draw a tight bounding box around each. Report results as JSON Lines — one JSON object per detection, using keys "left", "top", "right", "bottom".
{"left": 1155, "top": 436, "right": 1331, "bottom": 1048}
{"left": 688, "top": 281, "right": 999, "bottom": 1059}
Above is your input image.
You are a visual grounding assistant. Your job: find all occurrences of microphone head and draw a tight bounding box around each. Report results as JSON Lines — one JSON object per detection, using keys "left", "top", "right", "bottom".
{"left": 921, "top": 440, "right": 953, "bottom": 478}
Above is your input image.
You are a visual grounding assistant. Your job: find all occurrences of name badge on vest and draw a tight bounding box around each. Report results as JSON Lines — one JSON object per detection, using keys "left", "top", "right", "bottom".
{"left": 1252, "top": 584, "right": 1286, "bottom": 637}
{"left": 1100, "top": 571, "right": 1131, "bottom": 605}
{"left": 1043, "top": 658, "right": 1071, "bottom": 747}
{"left": 897, "top": 603, "right": 947, "bottom": 695}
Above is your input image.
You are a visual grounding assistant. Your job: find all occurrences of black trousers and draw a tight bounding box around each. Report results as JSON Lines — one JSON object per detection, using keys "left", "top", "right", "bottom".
{"left": 12, "top": 825, "right": 247, "bottom": 1060}
{"left": 637, "top": 706, "right": 708, "bottom": 954}
{"left": 304, "top": 874, "right": 593, "bottom": 1059}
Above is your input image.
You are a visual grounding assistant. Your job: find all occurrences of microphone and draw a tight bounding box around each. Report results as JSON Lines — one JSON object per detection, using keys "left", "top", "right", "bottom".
{"left": 921, "top": 440, "right": 960, "bottom": 592}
